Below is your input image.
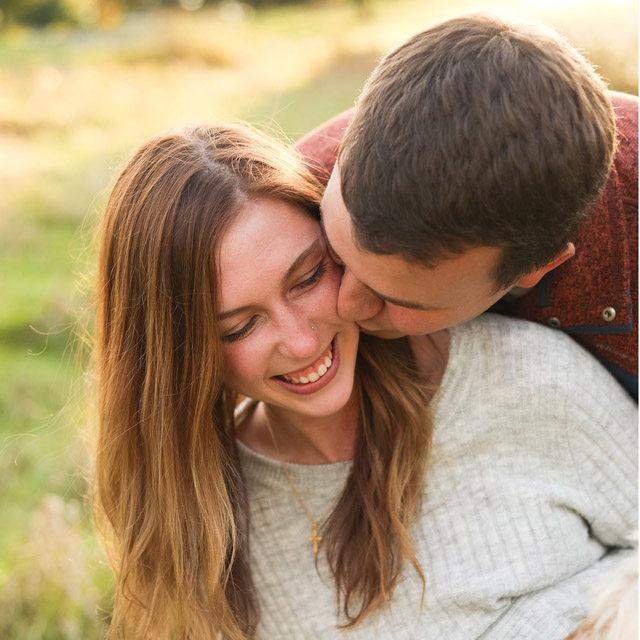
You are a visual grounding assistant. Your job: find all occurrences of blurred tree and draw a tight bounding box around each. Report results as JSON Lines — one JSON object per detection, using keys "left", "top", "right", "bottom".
{"left": 0, "top": 0, "right": 371, "bottom": 28}
{"left": 0, "top": 0, "right": 74, "bottom": 27}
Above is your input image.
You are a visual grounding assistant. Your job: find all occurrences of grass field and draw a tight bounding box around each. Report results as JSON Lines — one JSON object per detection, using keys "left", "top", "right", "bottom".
{"left": 0, "top": 0, "right": 636, "bottom": 636}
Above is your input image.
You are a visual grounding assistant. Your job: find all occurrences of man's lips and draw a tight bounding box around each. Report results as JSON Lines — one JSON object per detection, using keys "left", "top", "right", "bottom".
{"left": 357, "top": 324, "right": 378, "bottom": 335}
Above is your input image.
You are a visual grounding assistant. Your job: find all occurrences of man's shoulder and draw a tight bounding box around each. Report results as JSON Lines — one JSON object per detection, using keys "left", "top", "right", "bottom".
{"left": 608, "top": 91, "right": 638, "bottom": 205}
{"left": 518, "top": 92, "right": 638, "bottom": 334}
{"left": 292, "top": 109, "right": 354, "bottom": 186}
{"left": 559, "top": 92, "right": 637, "bottom": 292}
{"left": 609, "top": 90, "right": 638, "bottom": 126}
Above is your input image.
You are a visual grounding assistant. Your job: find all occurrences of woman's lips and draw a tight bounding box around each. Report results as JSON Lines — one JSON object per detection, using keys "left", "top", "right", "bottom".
{"left": 273, "top": 337, "right": 340, "bottom": 395}
{"left": 280, "top": 342, "right": 333, "bottom": 383}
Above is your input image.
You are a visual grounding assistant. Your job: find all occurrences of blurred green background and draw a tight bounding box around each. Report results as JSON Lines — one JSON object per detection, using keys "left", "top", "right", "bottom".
{"left": 0, "top": 0, "right": 636, "bottom": 637}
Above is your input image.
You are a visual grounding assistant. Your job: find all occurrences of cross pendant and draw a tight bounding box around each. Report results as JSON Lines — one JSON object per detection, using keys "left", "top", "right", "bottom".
{"left": 308, "top": 521, "right": 323, "bottom": 554}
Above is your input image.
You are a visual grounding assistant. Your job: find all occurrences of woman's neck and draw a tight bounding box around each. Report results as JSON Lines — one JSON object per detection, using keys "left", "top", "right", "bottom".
{"left": 236, "top": 330, "right": 451, "bottom": 464}
{"left": 237, "top": 393, "right": 359, "bottom": 465}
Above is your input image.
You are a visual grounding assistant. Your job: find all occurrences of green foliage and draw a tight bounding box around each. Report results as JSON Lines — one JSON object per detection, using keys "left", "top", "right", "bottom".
{"left": 0, "top": 1, "right": 380, "bottom": 634}
{"left": 0, "top": 0, "right": 369, "bottom": 28}
{"left": 0, "top": 0, "right": 75, "bottom": 27}
{"left": 0, "top": 495, "right": 112, "bottom": 639}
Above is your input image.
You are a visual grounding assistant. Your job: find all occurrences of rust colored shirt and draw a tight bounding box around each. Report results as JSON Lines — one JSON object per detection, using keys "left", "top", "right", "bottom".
{"left": 293, "top": 92, "right": 639, "bottom": 398}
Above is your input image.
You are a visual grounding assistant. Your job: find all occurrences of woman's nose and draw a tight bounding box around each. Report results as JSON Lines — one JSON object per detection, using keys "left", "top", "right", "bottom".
{"left": 337, "top": 267, "right": 384, "bottom": 322}
{"left": 276, "top": 311, "right": 320, "bottom": 360}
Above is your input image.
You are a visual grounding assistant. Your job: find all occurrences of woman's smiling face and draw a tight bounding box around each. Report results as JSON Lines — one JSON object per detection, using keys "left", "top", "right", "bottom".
{"left": 217, "top": 197, "right": 360, "bottom": 421}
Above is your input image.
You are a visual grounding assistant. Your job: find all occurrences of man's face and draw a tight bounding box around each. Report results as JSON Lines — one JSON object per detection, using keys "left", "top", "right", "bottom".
{"left": 321, "top": 168, "right": 515, "bottom": 339}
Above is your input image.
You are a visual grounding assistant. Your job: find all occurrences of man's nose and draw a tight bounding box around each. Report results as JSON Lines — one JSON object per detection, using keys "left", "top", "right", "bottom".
{"left": 337, "top": 267, "right": 384, "bottom": 322}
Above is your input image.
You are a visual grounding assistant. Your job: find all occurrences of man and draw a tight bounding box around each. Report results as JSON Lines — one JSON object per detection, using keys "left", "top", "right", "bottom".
{"left": 295, "top": 14, "right": 638, "bottom": 398}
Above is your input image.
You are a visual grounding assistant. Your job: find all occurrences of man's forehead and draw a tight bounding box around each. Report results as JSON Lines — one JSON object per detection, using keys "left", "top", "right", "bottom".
{"left": 321, "top": 165, "right": 348, "bottom": 218}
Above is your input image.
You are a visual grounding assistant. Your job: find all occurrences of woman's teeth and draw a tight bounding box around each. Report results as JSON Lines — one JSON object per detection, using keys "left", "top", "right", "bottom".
{"left": 281, "top": 345, "right": 333, "bottom": 384}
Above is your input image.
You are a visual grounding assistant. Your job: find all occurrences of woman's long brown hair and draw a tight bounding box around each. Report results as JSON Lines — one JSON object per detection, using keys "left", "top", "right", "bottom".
{"left": 95, "top": 123, "right": 432, "bottom": 638}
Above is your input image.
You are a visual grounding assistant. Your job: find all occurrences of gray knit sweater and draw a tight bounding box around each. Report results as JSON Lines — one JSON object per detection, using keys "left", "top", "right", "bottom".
{"left": 237, "top": 315, "right": 638, "bottom": 639}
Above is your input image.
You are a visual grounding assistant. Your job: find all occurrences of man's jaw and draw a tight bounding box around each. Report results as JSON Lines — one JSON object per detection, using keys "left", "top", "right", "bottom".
{"left": 357, "top": 323, "right": 405, "bottom": 339}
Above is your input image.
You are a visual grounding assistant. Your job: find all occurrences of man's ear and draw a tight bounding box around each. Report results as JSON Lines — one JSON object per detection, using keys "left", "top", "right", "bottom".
{"left": 515, "top": 243, "right": 576, "bottom": 289}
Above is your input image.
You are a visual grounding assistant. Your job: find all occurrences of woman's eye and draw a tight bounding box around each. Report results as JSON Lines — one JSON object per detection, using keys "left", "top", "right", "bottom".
{"left": 295, "top": 262, "right": 327, "bottom": 291}
{"left": 221, "top": 316, "right": 258, "bottom": 344}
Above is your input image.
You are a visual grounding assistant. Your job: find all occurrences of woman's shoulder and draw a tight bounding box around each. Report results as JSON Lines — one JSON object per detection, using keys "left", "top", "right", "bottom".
{"left": 446, "top": 314, "right": 632, "bottom": 405}
{"left": 450, "top": 313, "right": 584, "bottom": 362}
{"left": 447, "top": 313, "right": 570, "bottom": 364}
{"left": 436, "top": 314, "right": 636, "bottom": 459}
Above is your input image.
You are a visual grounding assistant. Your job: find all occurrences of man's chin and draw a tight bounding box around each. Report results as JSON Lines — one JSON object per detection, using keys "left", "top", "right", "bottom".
{"left": 357, "top": 325, "right": 406, "bottom": 340}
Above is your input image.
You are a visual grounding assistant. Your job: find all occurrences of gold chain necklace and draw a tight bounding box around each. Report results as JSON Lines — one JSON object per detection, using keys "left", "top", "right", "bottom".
{"left": 278, "top": 460, "right": 351, "bottom": 554}
{"left": 266, "top": 421, "right": 352, "bottom": 555}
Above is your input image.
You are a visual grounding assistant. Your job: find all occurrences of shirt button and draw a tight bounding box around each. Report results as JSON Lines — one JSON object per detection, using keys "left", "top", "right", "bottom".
{"left": 601, "top": 307, "right": 616, "bottom": 322}
{"left": 547, "top": 317, "right": 562, "bottom": 328}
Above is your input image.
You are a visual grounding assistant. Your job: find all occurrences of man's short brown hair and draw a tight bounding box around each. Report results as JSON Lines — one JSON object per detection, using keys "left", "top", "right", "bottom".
{"left": 339, "top": 13, "right": 616, "bottom": 288}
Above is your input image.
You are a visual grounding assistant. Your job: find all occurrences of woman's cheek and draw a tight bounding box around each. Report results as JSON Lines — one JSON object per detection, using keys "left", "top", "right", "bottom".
{"left": 222, "top": 341, "right": 262, "bottom": 393}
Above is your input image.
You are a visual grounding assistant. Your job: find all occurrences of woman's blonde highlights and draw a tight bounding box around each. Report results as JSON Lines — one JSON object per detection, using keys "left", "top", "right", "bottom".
{"left": 94, "top": 123, "right": 432, "bottom": 638}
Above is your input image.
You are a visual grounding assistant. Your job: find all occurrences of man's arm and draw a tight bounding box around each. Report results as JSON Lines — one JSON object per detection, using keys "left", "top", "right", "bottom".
{"left": 292, "top": 109, "right": 353, "bottom": 186}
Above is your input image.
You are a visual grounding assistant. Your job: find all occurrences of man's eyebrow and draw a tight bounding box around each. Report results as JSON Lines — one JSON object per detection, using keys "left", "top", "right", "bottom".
{"left": 320, "top": 216, "right": 442, "bottom": 311}
{"left": 217, "top": 239, "right": 322, "bottom": 321}
{"left": 320, "top": 211, "right": 444, "bottom": 311}
{"left": 363, "top": 284, "right": 445, "bottom": 311}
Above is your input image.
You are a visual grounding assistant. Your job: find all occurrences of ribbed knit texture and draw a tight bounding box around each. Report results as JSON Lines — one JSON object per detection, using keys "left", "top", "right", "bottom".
{"left": 238, "top": 315, "right": 638, "bottom": 639}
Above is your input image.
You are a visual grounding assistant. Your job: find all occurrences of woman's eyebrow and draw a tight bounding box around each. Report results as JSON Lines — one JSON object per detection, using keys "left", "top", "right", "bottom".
{"left": 318, "top": 219, "right": 340, "bottom": 262}
{"left": 284, "top": 238, "right": 322, "bottom": 281}
{"left": 217, "top": 239, "right": 322, "bottom": 322}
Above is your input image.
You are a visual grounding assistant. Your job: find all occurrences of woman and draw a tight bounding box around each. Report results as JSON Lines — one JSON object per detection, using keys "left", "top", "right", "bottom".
{"left": 95, "top": 123, "right": 637, "bottom": 639}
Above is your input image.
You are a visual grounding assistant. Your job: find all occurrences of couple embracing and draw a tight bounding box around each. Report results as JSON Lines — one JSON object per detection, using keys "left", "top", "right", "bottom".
{"left": 94, "top": 13, "right": 638, "bottom": 640}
